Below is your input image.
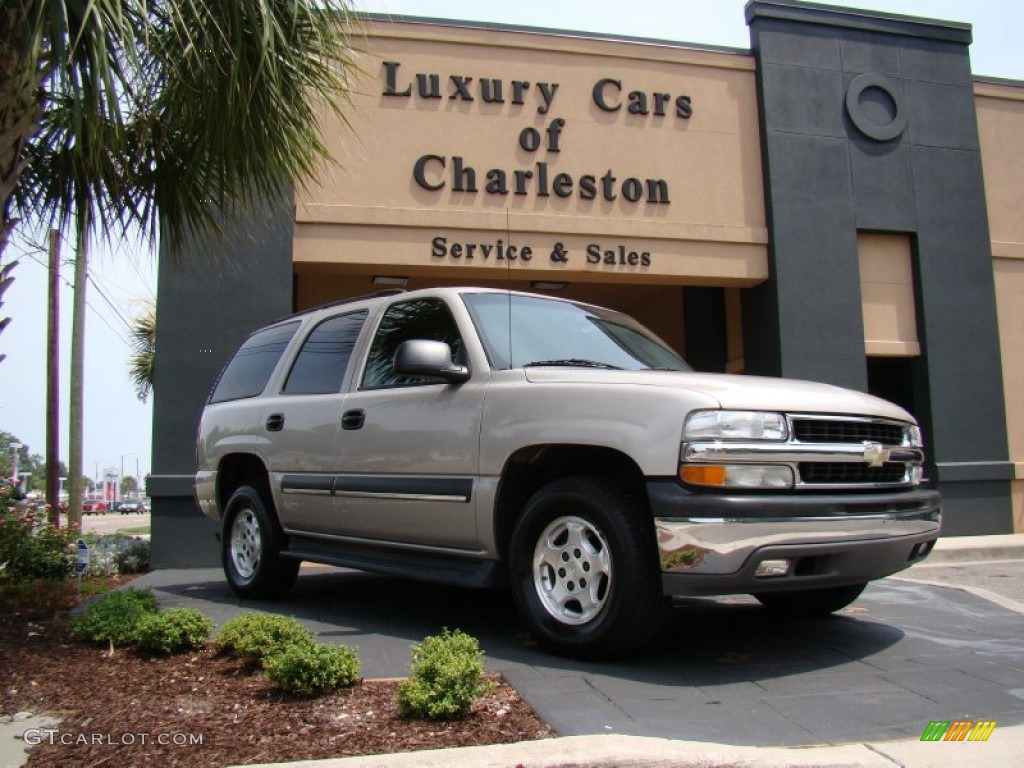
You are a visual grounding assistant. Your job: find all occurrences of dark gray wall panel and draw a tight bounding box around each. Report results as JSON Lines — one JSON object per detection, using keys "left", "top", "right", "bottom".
{"left": 899, "top": 38, "right": 973, "bottom": 86}
{"left": 911, "top": 145, "right": 1009, "bottom": 465}
{"left": 761, "top": 65, "right": 847, "bottom": 136}
{"left": 150, "top": 192, "right": 295, "bottom": 568}
{"left": 938, "top": 481, "right": 1014, "bottom": 536}
{"left": 849, "top": 142, "right": 915, "bottom": 230}
{"left": 904, "top": 81, "right": 980, "bottom": 149}
{"left": 755, "top": 19, "right": 841, "bottom": 68}
{"left": 839, "top": 31, "right": 901, "bottom": 76}
{"left": 746, "top": 1, "right": 1011, "bottom": 533}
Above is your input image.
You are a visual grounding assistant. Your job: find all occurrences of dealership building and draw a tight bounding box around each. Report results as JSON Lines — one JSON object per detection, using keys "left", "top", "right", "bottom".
{"left": 149, "top": 0, "right": 1023, "bottom": 567}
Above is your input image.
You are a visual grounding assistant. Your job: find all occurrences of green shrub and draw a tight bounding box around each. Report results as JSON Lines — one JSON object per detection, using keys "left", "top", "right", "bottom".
{"left": 134, "top": 608, "right": 213, "bottom": 655}
{"left": 114, "top": 537, "right": 151, "bottom": 574}
{"left": 69, "top": 587, "right": 158, "bottom": 647}
{"left": 0, "top": 498, "right": 75, "bottom": 583}
{"left": 396, "top": 628, "right": 491, "bottom": 720}
{"left": 81, "top": 534, "right": 151, "bottom": 576}
{"left": 214, "top": 614, "right": 315, "bottom": 664}
{"left": 263, "top": 643, "right": 360, "bottom": 697}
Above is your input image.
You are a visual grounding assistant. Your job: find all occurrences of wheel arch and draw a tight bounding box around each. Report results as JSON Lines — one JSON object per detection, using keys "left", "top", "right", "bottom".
{"left": 493, "top": 444, "right": 649, "bottom": 562}
{"left": 216, "top": 453, "right": 273, "bottom": 519}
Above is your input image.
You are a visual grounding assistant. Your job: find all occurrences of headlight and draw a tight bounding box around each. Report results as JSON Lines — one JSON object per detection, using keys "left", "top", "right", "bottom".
{"left": 681, "top": 464, "right": 794, "bottom": 489}
{"left": 905, "top": 424, "right": 923, "bottom": 447}
{"left": 684, "top": 410, "right": 788, "bottom": 441}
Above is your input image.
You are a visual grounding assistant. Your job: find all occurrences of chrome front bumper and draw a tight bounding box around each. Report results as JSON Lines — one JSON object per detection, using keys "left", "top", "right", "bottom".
{"left": 648, "top": 481, "right": 941, "bottom": 596}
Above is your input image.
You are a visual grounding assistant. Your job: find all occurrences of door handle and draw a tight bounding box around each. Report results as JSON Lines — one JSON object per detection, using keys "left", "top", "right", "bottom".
{"left": 341, "top": 409, "right": 365, "bottom": 430}
{"left": 266, "top": 413, "right": 285, "bottom": 432}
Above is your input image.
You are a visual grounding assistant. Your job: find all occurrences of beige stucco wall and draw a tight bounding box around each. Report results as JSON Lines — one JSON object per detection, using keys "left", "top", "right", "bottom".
{"left": 294, "top": 19, "right": 766, "bottom": 289}
{"left": 976, "top": 79, "right": 1024, "bottom": 531}
{"left": 857, "top": 234, "right": 919, "bottom": 357}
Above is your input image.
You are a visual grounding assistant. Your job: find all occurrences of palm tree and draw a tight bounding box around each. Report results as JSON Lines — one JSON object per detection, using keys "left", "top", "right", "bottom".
{"left": 3, "top": 1, "right": 361, "bottom": 526}
{"left": 128, "top": 303, "right": 155, "bottom": 402}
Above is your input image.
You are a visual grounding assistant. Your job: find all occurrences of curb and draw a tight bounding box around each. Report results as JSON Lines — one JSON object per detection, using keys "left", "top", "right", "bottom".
{"left": 231, "top": 727, "right": 1024, "bottom": 768}
{"left": 924, "top": 533, "right": 1024, "bottom": 565}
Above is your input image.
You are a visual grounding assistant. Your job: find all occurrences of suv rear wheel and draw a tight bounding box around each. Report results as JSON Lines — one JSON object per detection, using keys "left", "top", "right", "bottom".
{"left": 508, "top": 475, "right": 664, "bottom": 659}
{"left": 222, "top": 485, "right": 299, "bottom": 598}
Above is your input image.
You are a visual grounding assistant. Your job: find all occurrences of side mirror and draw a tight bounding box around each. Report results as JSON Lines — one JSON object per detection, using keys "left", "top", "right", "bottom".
{"left": 393, "top": 339, "right": 470, "bottom": 383}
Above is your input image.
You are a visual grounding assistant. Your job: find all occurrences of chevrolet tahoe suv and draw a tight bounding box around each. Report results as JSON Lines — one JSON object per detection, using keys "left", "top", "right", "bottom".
{"left": 196, "top": 287, "right": 941, "bottom": 657}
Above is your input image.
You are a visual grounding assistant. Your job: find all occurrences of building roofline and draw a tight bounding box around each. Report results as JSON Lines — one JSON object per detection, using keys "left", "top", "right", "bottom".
{"left": 356, "top": 12, "right": 752, "bottom": 58}
{"left": 745, "top": 0, "right": 972, "bottom": 45}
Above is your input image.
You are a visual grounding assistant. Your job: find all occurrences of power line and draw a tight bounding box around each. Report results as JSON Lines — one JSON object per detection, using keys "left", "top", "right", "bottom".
{"left": 14, "top": 244, "right": 133, "bottom": 349}
{"left": 87, "top": 273, "right": 134, "bottom": 332}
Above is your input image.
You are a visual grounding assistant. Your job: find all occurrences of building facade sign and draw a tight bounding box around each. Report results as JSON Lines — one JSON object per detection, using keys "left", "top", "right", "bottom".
{"left": 293, "top": 22, "right": 767, "bottom": 284}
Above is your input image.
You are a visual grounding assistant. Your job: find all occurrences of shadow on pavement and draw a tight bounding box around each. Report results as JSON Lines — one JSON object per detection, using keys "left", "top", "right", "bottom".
{"left": 153, "top": 566, "right": 903, "bottom": 685}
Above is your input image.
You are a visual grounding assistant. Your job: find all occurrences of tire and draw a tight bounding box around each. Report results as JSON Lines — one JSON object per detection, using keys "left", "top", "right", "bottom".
{"left": 754, "top": 583, "right": 867, "bottom": 617}
{"left": 508, "top": 475, "right": 664, "bottom": 659}
{"left": 222, "top": 485, "right": 299, "bottom": 599}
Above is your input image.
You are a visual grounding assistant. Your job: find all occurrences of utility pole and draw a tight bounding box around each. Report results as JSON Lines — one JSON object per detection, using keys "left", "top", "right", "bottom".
{"left": 46, "top": 229, "right": 60, "bottom": 525}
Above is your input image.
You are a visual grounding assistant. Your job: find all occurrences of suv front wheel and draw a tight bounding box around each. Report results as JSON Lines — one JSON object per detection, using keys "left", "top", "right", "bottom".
{"left": 222, "top": 485, "right": 299, "bottom": 599}
{"left": 508, "top": 475, "right": 664, "bottom": 659}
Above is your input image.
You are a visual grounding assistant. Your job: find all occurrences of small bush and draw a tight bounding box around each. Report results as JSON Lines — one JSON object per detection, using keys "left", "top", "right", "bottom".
{"left": 263, "top": 643, "right": 360, "bottom": 697}
{"left": 396, "top": 628, "right": 491, "bottom": 720}
{"left": 135, "top": 608, "right": 213, "bottom": 655}
{"left": 69, "top": 587, "right": 158, "bottom": 647}
{"left": 0, "top": 496, "right": 75, "bottom": 583}
{"left": 214, "top": 614, "right": 315, "bottom": 664}
{"left": 114, "top": 537, "right": 151, "bottom": 574}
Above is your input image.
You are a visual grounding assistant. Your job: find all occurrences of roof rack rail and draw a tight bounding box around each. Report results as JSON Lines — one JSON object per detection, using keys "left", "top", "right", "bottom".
{"left": 273, "top": 289, "right": 406, "bottom": 323}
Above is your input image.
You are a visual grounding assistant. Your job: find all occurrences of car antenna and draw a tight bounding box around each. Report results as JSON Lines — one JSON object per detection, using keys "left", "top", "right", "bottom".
{"left": 506, "top": 209, "right": 513, "bottom": 369}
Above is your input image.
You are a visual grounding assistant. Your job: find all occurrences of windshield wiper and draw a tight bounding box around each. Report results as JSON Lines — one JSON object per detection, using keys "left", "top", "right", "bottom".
{"left": 523, "top": 358, "right": 623, "bottom": 370}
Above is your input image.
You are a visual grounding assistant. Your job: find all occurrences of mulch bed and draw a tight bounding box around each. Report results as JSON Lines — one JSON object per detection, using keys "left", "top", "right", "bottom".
{"left": 0, "top": 582, "right": 553, "bottom": 767}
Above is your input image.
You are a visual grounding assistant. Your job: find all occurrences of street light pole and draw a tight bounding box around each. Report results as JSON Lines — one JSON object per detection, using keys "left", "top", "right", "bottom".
{"left": 9, "top": 442, "right": 21, "bottom": 483}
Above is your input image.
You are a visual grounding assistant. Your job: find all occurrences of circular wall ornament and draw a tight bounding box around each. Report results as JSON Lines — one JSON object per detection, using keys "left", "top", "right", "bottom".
{"left": 845, "top": 73, "right": 906, "bottom": 142}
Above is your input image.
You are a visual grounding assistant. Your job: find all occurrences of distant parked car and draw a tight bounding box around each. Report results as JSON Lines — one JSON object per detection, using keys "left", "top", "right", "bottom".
{"left": 82, "top": 500, "right": 107, "bottom": 515}
{"left": 119, "top": 501, "right": 149, "bottom": 515}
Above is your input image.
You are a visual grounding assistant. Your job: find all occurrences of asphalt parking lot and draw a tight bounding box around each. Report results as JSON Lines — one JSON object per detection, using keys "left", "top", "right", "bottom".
{"left": 134, "top": 561, "right": 1024, "bottom": 749}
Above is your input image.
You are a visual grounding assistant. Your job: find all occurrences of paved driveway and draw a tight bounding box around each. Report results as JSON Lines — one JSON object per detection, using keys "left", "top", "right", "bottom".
{"left": 136, "top": 566, "right": 1024, "bottom": 747}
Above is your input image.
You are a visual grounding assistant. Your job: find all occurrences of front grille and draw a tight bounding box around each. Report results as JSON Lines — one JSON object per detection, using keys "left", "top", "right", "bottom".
{"left": 792, "top": 418, "right": 905, "bottom": 446}
{"left": 799, "top": 462, "right": 907, "bottom": 485}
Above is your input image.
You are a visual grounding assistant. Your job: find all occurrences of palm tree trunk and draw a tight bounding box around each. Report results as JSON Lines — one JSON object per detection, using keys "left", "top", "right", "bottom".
{"left": 67, "top": 213, "right": 90, "bottom": 530}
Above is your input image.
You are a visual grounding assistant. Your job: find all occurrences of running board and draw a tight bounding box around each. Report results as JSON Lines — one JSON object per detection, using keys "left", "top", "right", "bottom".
{"left": 281, "top": 539, "right": 505, "bottom": 589}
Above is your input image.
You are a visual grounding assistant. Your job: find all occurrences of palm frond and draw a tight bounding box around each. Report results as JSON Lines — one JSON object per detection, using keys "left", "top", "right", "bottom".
{"left": 127, "top": 301, "right": 155, "bottom": 401}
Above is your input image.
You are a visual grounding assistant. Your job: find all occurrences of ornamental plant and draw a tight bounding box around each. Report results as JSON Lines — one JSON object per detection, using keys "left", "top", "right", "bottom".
{"left": 69, "top": 587, "right": 159, "bottom": 648}
{"left": 214, "top": 614, "right": 316, "bottom": 665}
{"left": 0, "top": 486, "right": 75, "bottom": 583}
{"left": 263, "top": 643, "right": 360, "bottom": 697}
{"left": 134, "top": 608, "right": 213, "bottom": 655}
{"left": 396, "top": 628, "right": 492, "bottom": 720}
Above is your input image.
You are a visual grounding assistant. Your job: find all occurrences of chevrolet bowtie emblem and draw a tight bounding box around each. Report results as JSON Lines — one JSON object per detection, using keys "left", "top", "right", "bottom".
{"left": 863, "top": 442, "right": 891, "bottom": 468}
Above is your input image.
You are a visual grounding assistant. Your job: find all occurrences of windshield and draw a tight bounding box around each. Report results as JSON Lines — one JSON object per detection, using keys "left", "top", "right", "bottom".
{"left": 462, "top": 293, "right": 692, "bottom": 371}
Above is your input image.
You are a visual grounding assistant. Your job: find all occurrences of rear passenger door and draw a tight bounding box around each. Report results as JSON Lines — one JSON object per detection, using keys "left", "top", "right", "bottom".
{"left": 332, "top": 297, "right": 486, "bottom": 549}
{"left": 266, "top": 310, "right": 368, "bottom": 534}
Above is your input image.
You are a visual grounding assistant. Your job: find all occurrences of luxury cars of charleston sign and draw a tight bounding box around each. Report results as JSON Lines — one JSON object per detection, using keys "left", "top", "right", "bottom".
{"left": 382, "top": 61, "right": 693, "bottom": 270}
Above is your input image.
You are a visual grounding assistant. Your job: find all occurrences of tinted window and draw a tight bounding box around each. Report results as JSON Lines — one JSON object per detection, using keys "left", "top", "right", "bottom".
{"left": 361, "top": 299, "right": 463, "bottom": 389}
{"left": 283, "top": 311, "right": 367, "bottom": 395}
{"left": 209, "top": 322, "right": 299, "bottom": 403}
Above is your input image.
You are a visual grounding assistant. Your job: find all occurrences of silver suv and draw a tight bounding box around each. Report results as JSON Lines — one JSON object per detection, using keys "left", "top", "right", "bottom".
{"left": 196, "top": 287, "right": 940, "bottom": 657}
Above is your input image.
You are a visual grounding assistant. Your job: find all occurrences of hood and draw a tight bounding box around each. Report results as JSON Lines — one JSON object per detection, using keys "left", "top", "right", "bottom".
{"left": 521, "top": 369, "right": 915, "bottom": 422}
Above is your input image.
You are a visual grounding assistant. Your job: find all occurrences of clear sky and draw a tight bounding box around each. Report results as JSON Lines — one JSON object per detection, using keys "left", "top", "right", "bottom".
{"left": 0, "top": 0, "right": 1020, "bottom": 490}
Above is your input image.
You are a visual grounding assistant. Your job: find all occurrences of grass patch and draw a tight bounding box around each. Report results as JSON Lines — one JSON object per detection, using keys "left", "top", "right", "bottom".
{"left": 116, "top": 526, "right": 151, "bottom": 535}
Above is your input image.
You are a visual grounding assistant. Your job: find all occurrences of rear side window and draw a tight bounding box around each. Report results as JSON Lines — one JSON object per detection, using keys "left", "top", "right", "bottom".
{"left": 283, "top": 310, "right": 367, "bottom": 395}
{"left": 209, "top": 321, "right": 300, "bottom": 404}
